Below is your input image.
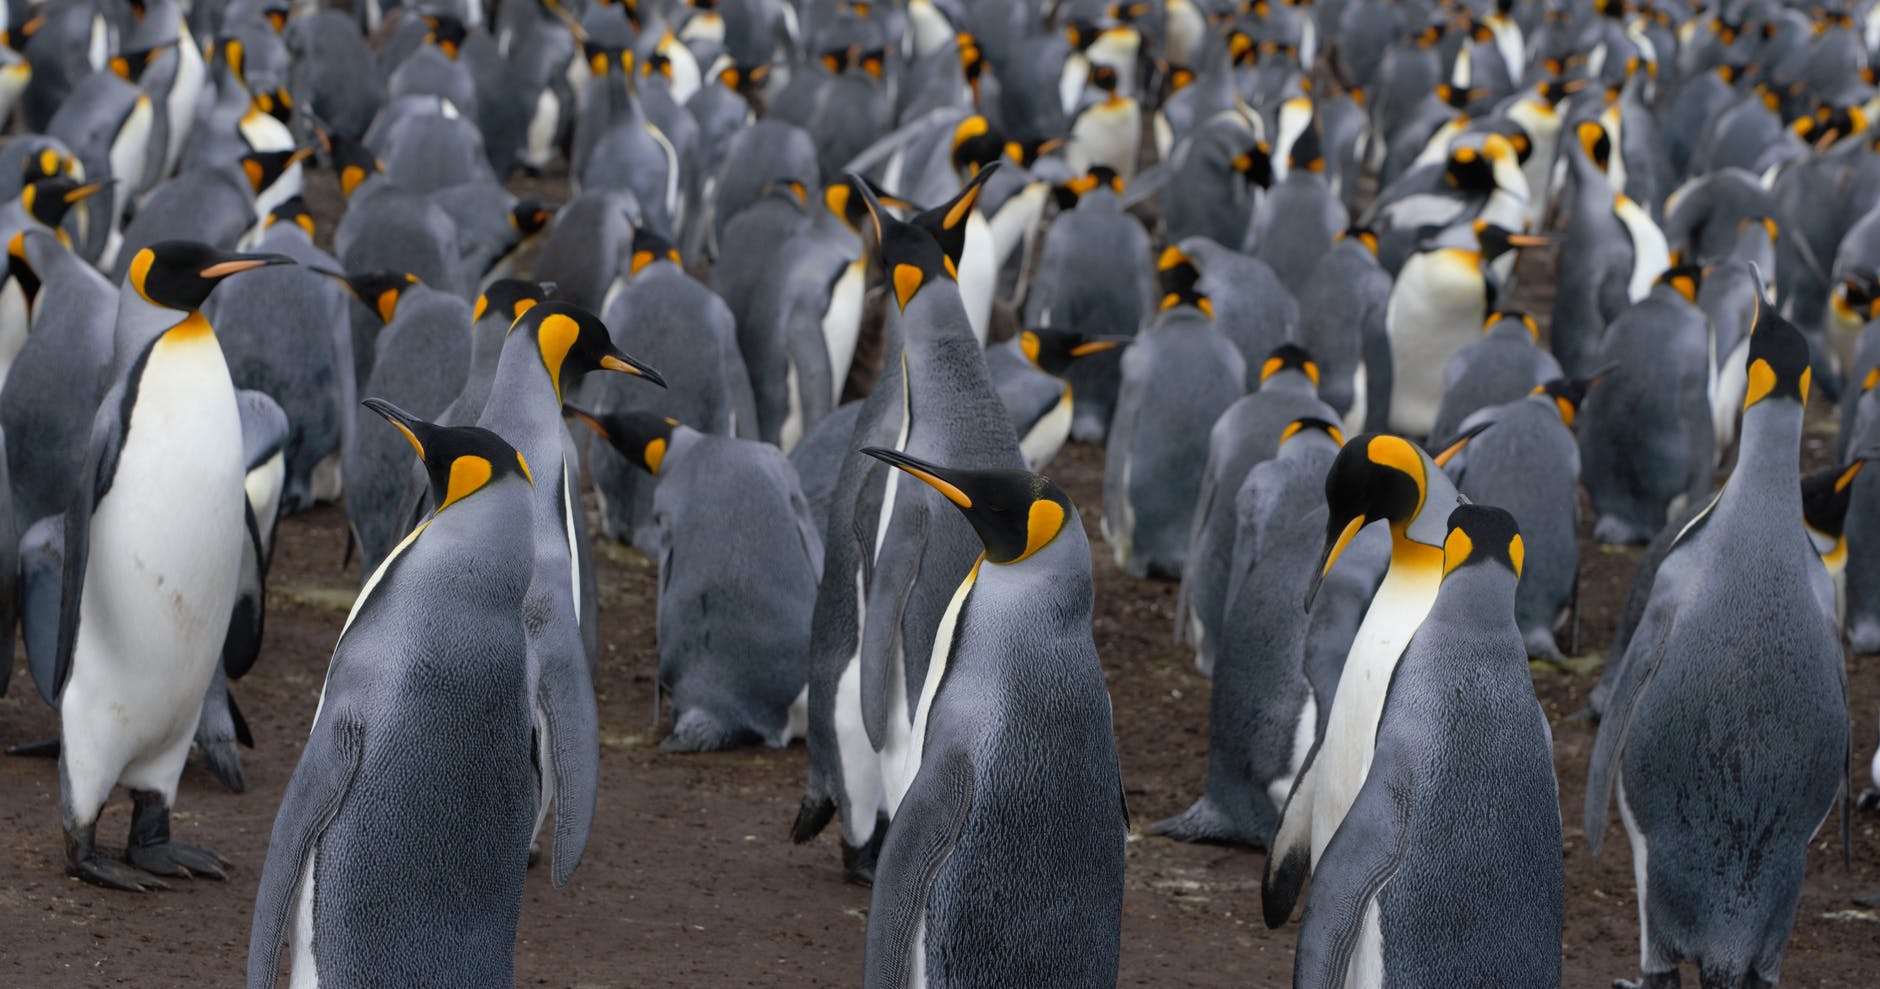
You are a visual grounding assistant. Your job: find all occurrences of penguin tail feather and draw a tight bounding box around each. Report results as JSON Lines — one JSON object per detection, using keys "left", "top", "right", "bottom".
{"left": 790, "top": 793, "right": 837, "bottom": 844}
{"left": 199, "top": 740, "right": 248, "bottom": 794}
{"left": 659, "top": 709, "right": 757, "bottom": 753}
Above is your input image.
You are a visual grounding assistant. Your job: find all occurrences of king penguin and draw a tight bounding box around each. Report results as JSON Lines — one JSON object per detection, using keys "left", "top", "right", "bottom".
{"left": 1294, "top": 505, "right": 1562, "bottom": 989}
{"left": 246, "top": 404, "right": 538, "bottom": 989}
{"left": 996, "top": 328, "right": 1125, "bottom": 471}
{"left": 1262, "top": 431, "right": 1475, "bottom": 927}
{"left": 858, "top": 447, "right": 1126, "bottom": 989}
{"left": 569, "top": 408, "right": 820, "bottom": 752}
{"left": 56, "top": 241, "right": 291, "bottom": 890}
{"left": 1586, "top": 311, "right": 1847, "bottom": 989}
{"left": 1151, "top": 417, "right": 1346, "bottom": 848}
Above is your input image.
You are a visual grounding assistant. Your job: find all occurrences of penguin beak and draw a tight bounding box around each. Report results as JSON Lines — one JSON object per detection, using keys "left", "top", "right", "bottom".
{"left": 62, "top": 182, "right": 106, "bottom": 204}
{"left": 1069, "top": 338, "right": 1127, "bottom": 357}
{"left": 200, "top": 252, "right": 295, "bottom": 279}
{"left": 860, "top": 447, "right": 975, "bottom": 508}
{"left": 1306, "top": 515, "right": 1368, "bottom": 610}
{"left": 362, "top": 398, "right": 432, "bottom": 461}
{"left": 1430, "top": 420, "right": 1491, "bottom": 467}
{"left": 598, "top": 348, "right": 668, "bottom": 388}
{"left": 1505, "top": 233, "right": 1550, "bottom": 249}
{"left": 562, "top": 403, "right": 608, "bottom": 439}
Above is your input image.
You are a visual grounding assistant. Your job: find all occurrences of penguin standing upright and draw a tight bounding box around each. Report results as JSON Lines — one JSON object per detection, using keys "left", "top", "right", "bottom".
{"left": 1152, "top": 418, "right": 1347, "bottom": 848}
{"left": 56, "top": 242, "right": 290, "bottom": 890}
{"left": 1262, "top": 433, "right": 1473, "bottom": 926}
{"left": 1297, "top": 228, "right": 1392, "bottom": 431}
{"left": 994, "top": 328, "right": 1126, "bottom": 470}
{"left": 1102, "top": 249, "right": 1247, "bottom": 579}
{"left": 859, "top": 448, "right": 1125, "bottom": 989}
{"left": 1385, "top": 221, "right": 1545, "bottom": 438}
{"left": 247, "top": 406, "right": 539, "bottom": 989}
{"left": 1295, "top": 506, "right": 1562, "bottom": 989}
{"left": 473, "top": 301, "right": 664, "bottom": 883}
{"left": 1586, "top": 313, "right": 1847, "bottom": 989}
{"left": 1428, "top": 311, "right": 1562, "bottom": 446}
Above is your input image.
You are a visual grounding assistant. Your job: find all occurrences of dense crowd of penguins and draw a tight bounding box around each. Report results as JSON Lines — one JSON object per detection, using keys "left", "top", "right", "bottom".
{"left": 0, "top": 0, "right": 1879, "bottom": 984}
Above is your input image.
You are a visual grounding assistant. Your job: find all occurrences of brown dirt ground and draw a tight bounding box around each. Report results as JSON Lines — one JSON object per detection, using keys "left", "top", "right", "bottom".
{"left": 3, "top": 185, "right": 1880, "bottom": 987}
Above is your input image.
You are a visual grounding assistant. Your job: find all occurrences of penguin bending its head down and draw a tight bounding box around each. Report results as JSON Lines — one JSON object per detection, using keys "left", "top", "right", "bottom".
{"left": 1294, "top": 505, "right": 1563, "bottom": 989}
{"left": 857, "top": 448, "right": 1126, "bottom": 989}
{"left": 1262, "top": 429, "right": 1475, "bottom": 926}
{"left": 247, "top": 404, "right": 539, "bottom": 989}
{"left": 58, "top": 241, "right": 292, "bottom": 891}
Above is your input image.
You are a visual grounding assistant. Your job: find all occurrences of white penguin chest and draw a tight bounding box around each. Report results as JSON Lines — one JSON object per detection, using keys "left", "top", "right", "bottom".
{"left": 1020, "top": 387, "right": 1073, "bottom": 470}
{"left": 1386, "top": 250, "right": 1485, "bottom": 435}
{"left": 822, "top": 261, "right": 866, "bottom": 403}
{"left": 1308, "top": 562, "right": 1440, "bottom": 864}
{"left": 75, "top": 331, "right": 245, "bottom": 687}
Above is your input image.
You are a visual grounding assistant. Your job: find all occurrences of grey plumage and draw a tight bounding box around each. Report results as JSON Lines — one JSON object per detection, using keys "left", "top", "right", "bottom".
{"left": 1429, "top": 311, "right": 1561, "bottom": 447}
{"left": 1296, "top": 233, "right": 1391, "bottom": 427}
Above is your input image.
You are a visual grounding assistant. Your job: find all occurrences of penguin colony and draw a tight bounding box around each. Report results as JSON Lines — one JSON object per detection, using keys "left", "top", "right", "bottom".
{"left": 0, "top": 0, "right": 1877, "bottom": 985}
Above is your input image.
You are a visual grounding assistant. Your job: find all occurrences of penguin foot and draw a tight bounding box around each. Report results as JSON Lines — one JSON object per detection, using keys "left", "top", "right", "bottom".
{"left": 841, "top": 823, "right": 885, "bottom": 887}
{"left": 65, "top": 824, "right": 168, "bottom": 892}
{"left": 7, "top": 736, "right": 60, "bottom": 757}
{"left": 126, "top": 791, "right": 228, "bottom": 880}
{"left": 128, "top": 841, "right": 229, "bottom": 881}
{"left": 1855, "top": 889, "right": 1880, "bottom": 908}
{"left": 1857, "top": 789, "right": 1880, "bottom": 812}
{"left": 1612, "top": 972, "right": 1681, "bottom": 989}
{"left": 1146, "top": 798, "right": 1261, "bottom": 848}
{"left": 659, "top": 709, "right": 758, "bottom": 753}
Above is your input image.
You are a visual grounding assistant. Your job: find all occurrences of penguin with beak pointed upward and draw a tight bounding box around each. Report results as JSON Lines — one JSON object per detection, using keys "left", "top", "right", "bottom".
{"left": 57, "top": 241, "right": 291, "bottom": 890}
{"left": 858, "top": 448, "right": 1126, "bottom": 989}
{"left": 1586, "top": 311, "right": 1847, "bottom": 989}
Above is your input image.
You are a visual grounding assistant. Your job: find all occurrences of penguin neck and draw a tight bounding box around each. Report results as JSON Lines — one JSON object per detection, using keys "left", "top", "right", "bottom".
{"left": 479, "top": 331, "right": 568, "bottom": 465}
{"left": 113, "top": 292, "right": 195, "bottom": 374}
{"left": 1381, "top": 522, "right": 1446, "bottom": 594}
{"left": 1714, "top": 400, "right": 1805, "bottom": 529}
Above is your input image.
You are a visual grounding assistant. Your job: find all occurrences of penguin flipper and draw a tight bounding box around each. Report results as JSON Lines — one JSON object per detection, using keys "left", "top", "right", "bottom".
{"left": 862, "top": 745, "right": 973, "bottom": 989}
{"left": 20, "top": 515, "right": 65, "bottom": 708}
{"left": 246, "top": 711, "right": 365, "bottom": 989}
{"left": 1292, "top": 741, "right": 1415, "bottom": 989}
{"left": 1146, "top": 796, "right": 1257, "bottom": 847}
{"left": 221, "top": 503, "right": 267, "bottom": 680}
{"left": 534, "top": 615, "right": 599, "bottom": 888}
{"left": 1261, "top": 730, "right": 1326, "bottom": 928}
{"left": 54, "top": 381, "right": 133, "bottom": 700}
{"left": 0, "top": 431, "right": 16, "bottom": 696}
{"left": 859, "top": 496, "right": 928, "bottom": 752}
{"left": 1583, "top": 592, "right": 1679, "bottom": 856}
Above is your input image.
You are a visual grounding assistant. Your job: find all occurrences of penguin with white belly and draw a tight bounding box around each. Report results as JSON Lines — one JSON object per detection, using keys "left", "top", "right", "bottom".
{"left": 1262, "top": 430, "right": 1475, "bottom": 927}
{"left": 859, "top": 448, "right": 1126, "bottom": 989}
{"left": 1294, "top": 505, "right": 1562, "bottom": 989}
{"left": 56, "top": 241, "right": 291, "bottom": 890}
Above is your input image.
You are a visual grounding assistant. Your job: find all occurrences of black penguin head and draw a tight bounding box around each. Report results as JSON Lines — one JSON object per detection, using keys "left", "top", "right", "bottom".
{"left": 1287, "top": 126, "right": 1324, "bottom": 174}
{"left": 20, "top": 176, "right": 105, "bottom": 232}
{"left": 1441, "top": 504, "right": 1524, "bottom": 580}
{"left": 716, "top": 62, "right": 770, "bottom": 96}
{"left": 1835, "top": 270, "right": 1880, "bottom": 322}
{"left": 1486, "top": 310, "right": 1539, "bottom": 341}
{"left": 322, "top": 269, "right": 420, "bottom": 324}
{"left": 262, "top": 3, "right": 290, "bottom": 32}
{"left": 19, "top": 146, "right": 75, "bottom": 184}
{"left": 1743, "top": 306, "right": 1811, "bottom": 409}
{"left": 1474, "top": 220, "right": 1547, "bottom": 262}
{"left": 364, "top": 399, "right": 533, "bottom": 512}
{"left": 1006, "top": 137, "right": 1065, "bottom": 169}
{"left": 1444, "top": 144, "right": 1496, "bottom": 193}
{"left": 1156, "top": 246, "right": 1211, "bottom": 316}
{"left": 1089, "top": 64, "right": 1121, "bottom": 97}
{"left": 848, "top": 173, "right": 955, "bottom": 311}
{"left": 949, "top": 114, "right": 1007, "bottom": 179}
{"left": 1017, "top": 328, "right": 1126, "bottom": 376}
{"left": 510, "top": 199, "right": 555, "bottom": 237}
{"left": 510, "top": 300, "right": 667, "bottom": 402}
{"left": 1340, "top": 225, "right": 1380, "bottom": 255}
{"left": 584, "top": 41, "right": 632, "bottom": 77}
{"left": 1532, "top": 376, "right": 1596, "bottom": 427}
{"left": 323, "top": 130, "right": 382, "bottom": 199}
{"left": 1656, "top": 263, "right": 1704, "bottom": 303}
{"left": 563, "top": 406, "right": 680, "bottom": 475}
{"left": 128, "top": 242, "right": 294, "bottom": 311}
{"left": 1052, "top": 165, "right": 1124, "bottom": 209}
{"left": 474, "top": 278, "right": 552, "bottom": 325}
{"left": 423, "top": 14, "right": 468, "bottom": 59}
{"left": 1309, "top": 431, "right": 1475, "bottom": 605}
{"left": 251, "top": 86, "right": 294, "bottom": 125}
{"left": 1435, "top": 82, "right": 1478, "bottom": 112}
{"left": 264, "top": 195, "right": 315, "bottom": 238}
{"left": 1575, "top": 120, "right": 1613, "bottom": 172}
{"left": 1259, "top": 343, "right": 1319, "bottom": 388}
{"left": 107, "top": 42, "right": 168, "bottom": 83}
{"left": 210, "top": 36, "right": 247, "bottom": 84}
{"left": 861, "top": 448, "right": 1076, "bottom": 566}
{"left": 910, "top": 163, "right": 998, "bottom": 274}
{"left": 762, "top": 175, "right": 812, "bottom": 210}
{"left": 1233, "top": 140, "right": 1274, "bottom": 189}
{"left": 240, "top": 147, "right": 313, "bottom": 194}
{"left": 630, "top": 227, "right": 681, "bottom": 276}
{"left": 1801, "top": 453, "right": 1874, "bottom": 541}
